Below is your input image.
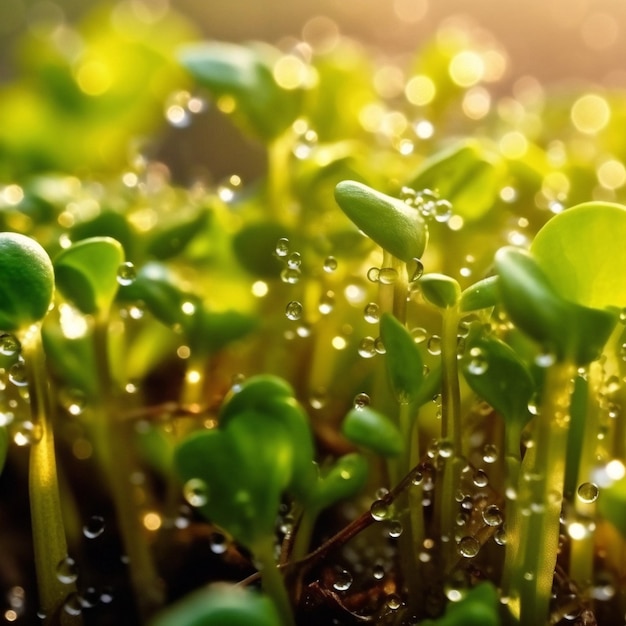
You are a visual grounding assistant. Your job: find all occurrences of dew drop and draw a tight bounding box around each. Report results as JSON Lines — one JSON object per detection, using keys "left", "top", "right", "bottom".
{"left": 353, "top": 392, "right": 370, "bottom": 409}
{"left": 378, "top": 267, "right": 398, "bottom": 285}
{"left": 367, "top": 267, "right": 380, "bottom": 283}
{"left": 287, "top": 252, "right": 302, "bottom": 269}
{"left": 183, "top": 478, "right": 209, "bottom": 507}
{"left": 9, "top": 359, "right": 28, "bottom": 387}
{"left": 427, "top": 335, "right": 442, "bottom": 355}
{"left": 388, "top": 519, "right": 403, "bottom": 538}
{"left": 494, "top": 527, "right": 508, "bottom": 545}
{"left": 434, "top": 199, "right": 453, "bottom": 223}
{"left": 285, "top": 300, "right": 303, "bottom": 321}
{"left": 60, "top": 388, "right": 87, "bottom": 417}
{"left": 56, "top": 556, "right": 78, "bottom": 584}
{"left": 408, "top": 257, "right": 424, "bottom": 283}
{"left": 482, "top": 505, "right": 503, "bottom": 527}
{"left": 467, "top": 347, "right": 488, "bottom": 375}
{"left": 373, "top": 564, "right": 385, "bottom": 580}
{"left": 473, "top": 469, "right": 489, "bottom": 487}
{"left": 63, "top": 592, "right": 82, "bottom": 616}
{"left": 275, "top": 238, "right": 290, "bottom": 257}
{"left": 332, "top": 569, "right": 353, "bottom": 591}
{"left": 483, "top": 443, "right": 499, "bottom": 463}
{"left": 0, "top": 333, "right": 20, "bottom": 357}
{"left": 117, "top": 262, "right": 136, "bottom": 286}
{"left": 457, "top": 536, "right": 480, "bottom": 558}
{"left": 318, "top": 291, "right": 335, "bottom": 315}
{"left": 411, "top": 327, "right": 428, "bottom": 344}
{"left": 364, "top": 302, "right": 380, "bottom": 324}
{"left": 358, "top": 336, "right": 377, "bottom": 358}
{"left": 438, "top": 439, "right": 454, "bottom": 459}
{"left": 535, "top": 350, "right": 556, "bottom": 368}
{"left": 83, "top": 516, "right": 105, "bottom": 539}
{"left": 577, "top": 482, "right": 599, "bottom": 504}
{"left": 280, "top": 268, "right": 301, "bottom": 284}
{"left": 387, "top": 594, "right": 402, "bottom": 610}
{"left": 323, "top": 255, "right": 337, "bottom": 273}
{"left": 209, "top": 532, "right": 228, "bottom": 554}
{"left": 370, "top": 499, "right": 390, "bottom": 521}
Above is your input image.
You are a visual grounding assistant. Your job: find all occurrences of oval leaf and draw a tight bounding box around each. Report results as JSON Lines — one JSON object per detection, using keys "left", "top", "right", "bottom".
{"left": 420, "top": 273, "right": 461, "bottom": 309}
{"left": 460, "top": 275, "right": 499, "bottom": 312}
{"left": 531, "top": 201, "right": 626, "bottom": 309}
{"left": 334, "top": 180, "right": 428, "bottom": 263}
{"left": 495, "top": 246, "right": 617, "bottom": 365}
{"left": 0, "top": 232, "right": 54, "bottom": 331}
{"left": 308, "top": 453, "right": 368, "bottom": 513}
{"left": 380, "top": 312, "right": 424, "bottom": 404}
{"left": 342, "top": 406, "right": 403, "bottom": 457}
{"left": 54, "top": 237, "right": 124, "bottom": 315}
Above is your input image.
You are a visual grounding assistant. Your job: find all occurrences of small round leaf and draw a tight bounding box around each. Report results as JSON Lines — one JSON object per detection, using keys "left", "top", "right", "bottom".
{"left": 420, "top": 273, "right": 461, "bottom": 309}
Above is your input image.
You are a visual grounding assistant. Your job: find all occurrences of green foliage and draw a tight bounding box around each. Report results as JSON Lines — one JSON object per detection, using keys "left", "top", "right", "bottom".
{"left": 54, "top": 237, "right": 124, "bottom": 315}
{"left": 342, "top": 406, "right": 404, "bottom": 457}
{"left": 151, "top": 584, "right": 282, "bottom": 626}
{"left": 420, "top": 582, "right": 502, "bottom": 626}
{"left": 334, "top": 180, "right": 428, "bottom": 263}
{"left": 0, "top": 232, "right": 54, "bottom": 331}
{"left": 420, "top": 273, "right": 461, "bottom": 309}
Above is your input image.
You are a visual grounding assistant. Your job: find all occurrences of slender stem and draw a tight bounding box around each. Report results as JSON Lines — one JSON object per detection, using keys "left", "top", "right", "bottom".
{"left": 508, "top": 361, "right": 575, "bottom": 626}
{"left": 22, "top": 324, "right": 81, "bottom": 625}
{"left": 255, "top": 539, "right": 296, "bottom": 626}
{"left": 267, "top": 131, "right": 293, "bottom": 222}
{"left": 92, "top": 317, "right": 164, "bottom": 620}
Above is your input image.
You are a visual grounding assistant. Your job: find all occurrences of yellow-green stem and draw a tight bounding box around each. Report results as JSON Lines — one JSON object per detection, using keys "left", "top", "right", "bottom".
{"left": 93, "top": 317, "right": 163, "bottom": 620}
{"left": 267, "top": 131, "right": 293, "bottom": 222}
{"left": 22, "top": 324, "right": 81, "bottom": 625}
{"left": 508, "top": 361, "right": 575, "bottom": 626}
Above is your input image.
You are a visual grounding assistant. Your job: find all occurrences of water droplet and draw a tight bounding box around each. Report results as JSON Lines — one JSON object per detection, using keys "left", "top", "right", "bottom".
{"left": 374, "top": 337, "right": 386, "bottom": 354}
{"left": 482, "top": 505, "right": 503, "bottom": 527}
{"left": 292, "top": 126, "right": 318, "bottom": 159}
{"left": 280, "top": 267, "right": 301, "bottom": 284}
{"left": 285, "top": 300, "right": 303, "bottom": 321}
{"left": 83, "top": 516, "right": 105, "bottom": 539}
{"left": 323, "top": 256, "right": 337, "bottom": 272}
{"left": 332, "top": 569, "right": 353, "bottom": 591}
{"left": 117, "top": 262, "right": 136, "bottom": 286}
{"left": 427, "top": 335, "right": 442, "bottom": 355}
{"left": 494, "top": 527, "right": 508, "bottom": 545}
{"left": 457, "top": 536, "right": 480, "bottom": 558}
{"left": 535, "top": 350, "right": 556, "bottom": 367}
{"left": 473, "top": 469, "right": 489, "bottom": 487}
{"left": 9, "top": 359, "right": 28, "bottom": 387}
{"left": 378, "top": 267, "right": 398, "bottom": 285}
{"left": 367, "top": 267, "right": 380, "bottom": 283}
{"left": 275, "top": 238, "right": 290, "bottom": 257}
{"left": 353, "top": 392, "right": 370, "bottom": 409}
{"left": 0, "top": 333, "right": 20, "bottom": 357}
{"left": 209, "top": 532, "right": 228, "bottom": 554}
{"left": 408, "top": 257, "right": 424, "bottom": 283}
{"left": 388, "top": 519, "right": 403, "bottom": 538}
{"left": 438, "top": 439, "right": 454, "bottom": 458}
{"left": 467, "top": 347, "right": 488, "bottom": 375}
{"left": 411, "top": 469, "right": 423, "bottom": 485}
{"left": 577, "top": 482, "right": 599, "bottom": 503}
{"left": 364, "top": 302, "right": 380, "bottom": 324}
{"left": 56, "top": 556, "right": 78, "bottom": 584}
{"left": 358, "top": 336, "right": 377, "bottom": 358}
{"left": 287, "top": 252, "right": 302, "bottom": 269}
{"left": 183, "top": 478, "right": 209, "bottom": 507}
{"left": 309, "top": 388, "right": 327, "bottom": 409}
{"left": 373, "top": 564, "right": 385, "bottom": 580}
{"left": 217, "top": 175, "right": 243, "bottom": 203}
{"left": 63, "top": 592, "right": 82, "bottom": 616}
{"left": 482, "top": 443, "right": 498, "bottom": 463}
{"left": 434, "top": 199, "right": 453, "bottom": 223}
{"left": 411, "top": 327, "right": 428, "bottom": 343}
{"left": 370, "top": 499, "right": 390, "bottom": 521}
{"left": 387, "top": 594, "right": 402, "bottom": 610}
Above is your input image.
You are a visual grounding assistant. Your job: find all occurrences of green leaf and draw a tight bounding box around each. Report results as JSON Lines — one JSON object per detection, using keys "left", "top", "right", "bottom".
{"left": 174, "top": 411, "right": 293, "bottom": 549}
{"left": 186, "top": 307, "right": 258, "bottom": 356}
{"left": 231, "top": 221, "right": 288, "bottom": 277}
{"left": 342, "top": 406, "right": 403, "bottom": 457}
{"left": 460, "top": 275, "right": 499, "bottom": 312}
{"left": 461, "top": 330, "right": 534, "bottom": 434}
{"left": 70, "top": 211, "right": 136, "bottom": 261}
{"left": 145, "top": 209, "right": 209, "bottom": 260}
{"left": 495, "top": 246, "right": 618, "bottom": 365}
{"left": 308, "top": 453, "right": 368, "bottom": 513}
{"left": 0, "top": 232, "right": 54, "bottom": 331}
{"left": 178, "top": 41, "right": 304, "bottom": 141}
{"left": 421, "top": 582, "right": 501, "bottom": 626}
{"left": 334, "top": 180, "right": 428, "bottom": 263}
{"left": 420, "top": 273, "right": 461, "bottom": 309}
{"left": 54, "top": 237, "right": 124, "bottom": 315}
{"left": 219, "top": 374, "right": 295, "bottom": 421}
{"left": 408, "top": 139, "right": 505, "bottom": 221}
{"left": 598, "top": 475, "right": 626, "bottom": 540}
{"left": 530, "top": 201, "right": 626, "bottom": 309}
{"left": 150, "top": 584, "right": 282, "bottom": 626}
{"left": 380, "top": 312, "right": 424, "bottom": 404}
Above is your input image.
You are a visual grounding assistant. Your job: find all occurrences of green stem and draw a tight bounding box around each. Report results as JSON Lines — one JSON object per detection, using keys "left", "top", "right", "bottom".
{"left": 22, "top": 324, "right": 81, "bottom": 625}
{"left": 92, "top": 317, "right": 164, "bottom": 621}
{"left": 508, "top": 361, "right": 575, "bottom": 626}
{"left": 267, "top": 131, "right": 293, "bottom": 222}
{"left": 255, "top": 538, "right": 296, "bottom": 626}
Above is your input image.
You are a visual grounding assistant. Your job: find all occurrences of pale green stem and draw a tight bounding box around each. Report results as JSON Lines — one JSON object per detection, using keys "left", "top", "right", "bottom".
{"left": 255, "top": 538, "right": 296, "bottom": 626}
{"left": 92, "top": 317, "right": 164, "bottom": 621}
{"left": 267, "top": 131, "right": 293, "bottom": 222}
{"left": 508, "top": 361, "right": 575, "bottom": 626}
{"left": 22, "top": 324, "right": 82, "bottom": 625}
